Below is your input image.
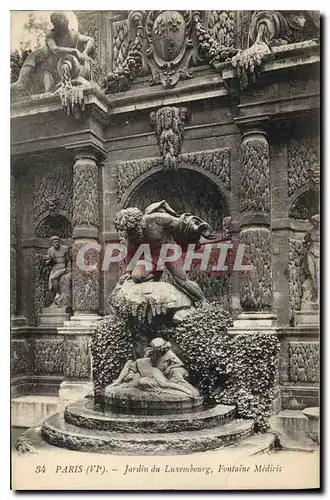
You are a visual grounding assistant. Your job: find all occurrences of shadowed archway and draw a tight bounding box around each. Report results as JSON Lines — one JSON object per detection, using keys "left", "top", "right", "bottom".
{"left": 124, "top": 169, "right": 230, "bottom": 231}
{"left": 124, "top": 169, "right": 231, "bottom": 305}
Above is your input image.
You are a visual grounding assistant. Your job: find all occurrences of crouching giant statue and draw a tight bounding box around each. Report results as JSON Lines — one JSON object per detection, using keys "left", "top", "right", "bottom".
{"left": 11, "top": 11, "right": 94, "bottom": 95}
{"left": 113, "top": 200, "right": 218, "bottom": 304}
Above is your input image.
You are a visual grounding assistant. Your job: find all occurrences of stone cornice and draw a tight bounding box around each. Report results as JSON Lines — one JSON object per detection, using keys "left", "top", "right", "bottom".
{"left": 65, "top": 141, "right": 108, "bottom": 163}
{"left": 219, "top": 40, "right": 320, "bottom": 83}
{"left": 10, "top": 85, "right": 111, "bottom": 122}
{"left": 10, "top": 40, "right": 319, "bottom": 129}
{"left": 234, "top": 114, "right": 270, "bottom": 135}
{"left": 106, "top": 69, "right": 228, "bottom": 115}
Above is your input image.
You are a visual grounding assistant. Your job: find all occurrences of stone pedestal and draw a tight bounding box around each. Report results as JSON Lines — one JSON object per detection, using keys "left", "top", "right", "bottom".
{"left": 38, "top": 306, "right": 70, "bottom": 327}
{"left": 302, "top": 407, "right": 319, "bottom": 444}
{"left": 233, "top": 312, "right": 277, "bottom": 330}
{"left": 57, "top": 317, "right": 100, "bottom": 404}
{"left": 58, "top": 381, "right": 94, "bottom": 404}
{"left": 295, "top": 310, "right": 319, "bottom": 327}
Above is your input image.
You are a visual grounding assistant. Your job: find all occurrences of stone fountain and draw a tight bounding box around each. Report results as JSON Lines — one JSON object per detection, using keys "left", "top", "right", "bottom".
{"left": 16, "top": 201, "right": 261, "bottom": 455}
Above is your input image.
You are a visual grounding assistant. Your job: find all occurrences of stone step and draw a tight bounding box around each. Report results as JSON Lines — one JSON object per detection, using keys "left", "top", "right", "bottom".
{"left": 64, "top": 399, "right": 236, "bottom": 433}
{"left": 11, "top": 395, "right": 64, "bottom": 428}
{"left": 269, "top": 410, "right": 319, "bottom": 450}
{"left": 16, "top": 425, "right": 278, "bottom": 458}
{"left": 39, "top": 412, "right": 254, "bottom": 454}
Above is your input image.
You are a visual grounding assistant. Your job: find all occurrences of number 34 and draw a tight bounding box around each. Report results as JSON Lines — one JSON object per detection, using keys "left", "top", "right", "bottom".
{"left": 35, "top": 465, "right": 46, "bottom": 474}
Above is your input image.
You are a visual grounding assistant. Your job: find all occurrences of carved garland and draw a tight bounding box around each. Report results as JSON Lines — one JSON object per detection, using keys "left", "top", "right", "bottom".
{"left": 240, "top": 228, "right": 272, "bottom": 311}
{"left": 34, "top": 169, "right": 73, "bottom": 230}
{"left": 181, "top": 149, "right": 231, "bottom": 189}
{"left": 35, "top": 253, "right": 51, "bottom": 321}
{"left": 193, "top": 11, "right": 238, "bottom": 65}
{"left": 288, "top": 239, "right": 306, "bottom": 322}
{"left": 288, "top": 136, "right": 320, "bottom": 198}
{"left": 73, "top": 159, "right": 99, "bottom": 229}
{"left": 103, "top": 11, "right": 145, "bottom": 93}
{"left": 33, "top": 339, "right": 64, "bottom": 375}
{"left": 116, "top": 147, "right": 231, "bottom": 203}
{"left": 72, "top": 240, "right": 100, "bottom": 313}
{"left": 11, "top": 340, "right": 32, "bottom": 375}
{"left": 84, "top": 16, "right": 103, "bottom": 86}
{"left": 207, "top": 11, "right": 237, "bottom": 48}
{"left": 64, "top": 338, "right": 90, "bottom": 379}
{"left": 112, "top": 19, "right": 131, "bottom": 71}
{"left": 150, "top": 107, "right": 190, "bottom": 170}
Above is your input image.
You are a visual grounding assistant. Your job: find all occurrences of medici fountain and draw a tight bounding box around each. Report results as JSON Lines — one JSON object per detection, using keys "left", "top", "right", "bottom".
{"left": 16, "top": 200, "right": 281, "bottom": 455}
{"left": 11, "top": 10, "right": 319, "bottom": 456}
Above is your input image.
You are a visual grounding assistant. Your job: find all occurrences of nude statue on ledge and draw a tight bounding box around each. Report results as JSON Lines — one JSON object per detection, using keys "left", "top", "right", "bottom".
{"left": 45, "top": 235, "right": 71, "bottom": 307}
{"left": 11, "top": 11, "right": 94, "bottom": 94}
{"left": 302, "top": 214, "right": 320, "bottom": 305}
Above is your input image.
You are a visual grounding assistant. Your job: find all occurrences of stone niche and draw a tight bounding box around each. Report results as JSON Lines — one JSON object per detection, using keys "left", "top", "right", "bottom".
{"left": 114, "top": 166, "right": 232, "bottom": 308}
{"left": 31, "top": 161, "right": 73, "bottom": 325}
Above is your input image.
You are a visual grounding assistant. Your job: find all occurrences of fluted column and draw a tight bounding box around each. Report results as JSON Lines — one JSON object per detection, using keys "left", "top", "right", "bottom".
{"left": 58, "top": 145, "right": 105, "bottom": 403}
{"left": 235, "top": 117, "right": 276, "bottom": 329}
{"left": 71, "top": 147, "right": 101, "bottom": 319}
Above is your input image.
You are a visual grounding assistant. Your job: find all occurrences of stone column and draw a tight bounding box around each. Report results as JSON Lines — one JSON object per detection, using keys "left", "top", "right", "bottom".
{"left": 58, "top": 145, "right": 104, "bottom": 403}
{"left": 71, "top": 146, "right": 101, "bottom": 322}
{"left": 233, "top": 117, "right": 277, "bottom": 330}
{"left": 11, "top": 173, "right": 27, "bottom": 329}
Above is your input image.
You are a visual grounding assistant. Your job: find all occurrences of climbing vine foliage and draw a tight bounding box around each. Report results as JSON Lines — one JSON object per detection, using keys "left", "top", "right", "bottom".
{"left": 91, "top": 302, "right": 280, "bottom": 431}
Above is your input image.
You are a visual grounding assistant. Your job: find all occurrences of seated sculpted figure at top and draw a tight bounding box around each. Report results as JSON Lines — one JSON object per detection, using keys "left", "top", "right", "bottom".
{"left": 114, "top": 200, "right": 219, "bottom": 304}
{"left": 11, "top": 11, "right": 94, "bottom": 94}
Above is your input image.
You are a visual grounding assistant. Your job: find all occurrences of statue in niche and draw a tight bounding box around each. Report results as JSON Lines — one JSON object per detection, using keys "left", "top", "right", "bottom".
{"left": 108, "top": 337, "right": 200, "bottom": 399}
{"left": 301, "top": 214, "right": 320, "bottom": 307}
{"left": 114, "top": 200, "right": 219, "bottom": 304}
{"left": 45, "top": 235, "right": 72, "bottom": 308}
{"left": 11, "top": 11, "right": 95, "bottom": 95}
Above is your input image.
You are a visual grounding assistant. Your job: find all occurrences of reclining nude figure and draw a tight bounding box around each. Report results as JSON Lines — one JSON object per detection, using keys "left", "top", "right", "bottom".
{"left": 114, "top": 200, "right": 218, "bottom": 303}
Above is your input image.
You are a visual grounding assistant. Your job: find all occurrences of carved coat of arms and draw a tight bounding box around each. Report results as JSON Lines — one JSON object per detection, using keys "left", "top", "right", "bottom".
{"left": 146, "top": 11, "right": 194, "bottom": 88}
